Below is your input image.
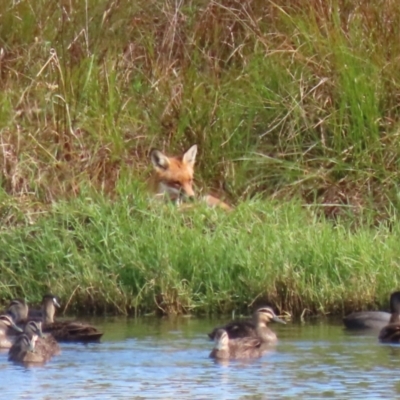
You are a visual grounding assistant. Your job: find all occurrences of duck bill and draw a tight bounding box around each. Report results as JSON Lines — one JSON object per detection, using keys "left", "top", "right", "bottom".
{"left": 272, "top": 316, "right": 286, "bottom": 324}
{"left": 10, "top": 321, "right": 23, "bottom": 333}
{"left": 29, "top": 335, "right": 38, "bottom": 352}
{"left": 53, "top": 298, "right": 61, "bottom": 308}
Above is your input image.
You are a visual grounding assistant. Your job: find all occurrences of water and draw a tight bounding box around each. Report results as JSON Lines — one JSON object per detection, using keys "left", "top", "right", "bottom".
{"left": 2, "top": 316, "right": 400, "bottom": 399}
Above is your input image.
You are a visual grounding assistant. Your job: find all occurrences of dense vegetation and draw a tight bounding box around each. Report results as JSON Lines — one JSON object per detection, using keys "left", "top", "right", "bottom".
{"left": 1, "top": 0, "right": 400, "bottom": 315}
{"left": 2, "top": 193, "right": 400, "bottom": 317}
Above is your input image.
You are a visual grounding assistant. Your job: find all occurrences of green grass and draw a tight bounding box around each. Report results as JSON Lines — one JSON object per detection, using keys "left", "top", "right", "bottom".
{"left": 1, "top": 187, "right": 400, "bottom": 317}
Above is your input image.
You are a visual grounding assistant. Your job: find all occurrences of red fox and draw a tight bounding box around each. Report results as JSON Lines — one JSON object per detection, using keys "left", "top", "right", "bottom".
{"left": 149, "top": 144, "right": 232, "bottom": 211}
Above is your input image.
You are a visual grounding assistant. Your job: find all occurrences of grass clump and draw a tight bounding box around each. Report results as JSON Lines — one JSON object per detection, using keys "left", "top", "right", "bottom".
{"left": 1, "top": 188, "right": 400, "bottom": 317}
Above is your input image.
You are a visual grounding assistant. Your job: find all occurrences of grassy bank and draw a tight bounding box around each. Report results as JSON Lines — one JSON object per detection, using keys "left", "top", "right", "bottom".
{"left": 1, "top": 188, "right": 400, "bottom": 317}
{"left": 2, "top": 1, "right": 400, "bottom": 316}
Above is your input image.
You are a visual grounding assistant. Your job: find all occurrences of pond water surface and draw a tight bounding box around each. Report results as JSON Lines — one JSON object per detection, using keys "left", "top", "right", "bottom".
{"left": 2, "top": 316, "right": 400, "bottom": 399}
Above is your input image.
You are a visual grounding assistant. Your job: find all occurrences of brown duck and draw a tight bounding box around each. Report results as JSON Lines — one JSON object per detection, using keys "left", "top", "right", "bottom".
{"left": 0, "top": 314, "right": 23, "bottom": 348}
{"left": 7, "top": 297, "right": 49, "bottom": 323}
{"left": 8, "top": 333, "right": 47, "bottom": 364}
{"left": 6, "top": 298, "right": 29, "bottom": 323}
{"left": 208, "top": 307, "right": 286, "bottom": 343}
{"left": 24, "top": 320, "right": 61, "bottom": 357}
{"left": 344, "top": 291, "right": 400, "bottom": 330}
{"left": 7, "top": 295, "right": 103, "bottom": 342}
{"left": 378, "top": 298, "right": 400, "bottom": 343}
{"left": 40, "top": 294, "right": 103, "bottom": 342}
{"left": 209, "top": 329, "right": 268, "bottom": 360}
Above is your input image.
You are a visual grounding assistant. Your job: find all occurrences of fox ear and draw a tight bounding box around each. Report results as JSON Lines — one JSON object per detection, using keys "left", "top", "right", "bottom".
{"left": 182, "top": 144, "right": 197, "bottom": 167}
{"left": 150, "top": 149, "right": 170, "bottom": 170}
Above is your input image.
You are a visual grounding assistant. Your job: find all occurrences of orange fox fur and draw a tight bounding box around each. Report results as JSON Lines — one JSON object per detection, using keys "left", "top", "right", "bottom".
{"left": 149, "top": 144, "right": 232, "bottom": 211}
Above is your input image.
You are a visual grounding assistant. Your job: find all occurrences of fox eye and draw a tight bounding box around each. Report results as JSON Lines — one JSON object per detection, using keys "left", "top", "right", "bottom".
{"left": 171, "top": 181, "right": 182, "bottom": 187}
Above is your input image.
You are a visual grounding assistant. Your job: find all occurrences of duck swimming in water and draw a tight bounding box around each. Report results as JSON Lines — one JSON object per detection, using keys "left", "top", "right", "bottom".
{"left": 8, "top": 333, "right": 47, "bottom": 364}
{"left": 7, "top": 294, "right": 103, "bottom": 343}
{"left": 0, "top": 314, "right": 23, "bottom": 348}
{"left": 209, "top": 329, "right": 269, "bottom": 360}
{"left": 343, "top": 291, "right": 400, "bottom": 330}
{"left": 40, "top": 294, "right": 103, "bottom": 342}
{"left": 208, "top": 306, "right": 286, "bottom": 343}
{"left": 24, "top": 320, "right": 61, "bottom": 357}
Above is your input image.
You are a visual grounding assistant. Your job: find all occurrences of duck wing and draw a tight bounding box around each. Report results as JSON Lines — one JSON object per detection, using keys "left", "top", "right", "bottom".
{"left": 35, "top": 334, "right": 61, "bottom": 357}
{"left": 208, "top": 319, "right": 256, "bottom": 340}
{"left": 44, "top": 321, "right": 103, "bottom": 343}
{"left": 229, "top": 337, "right": 265, "bottom": 359}
{"left": 343, "top": 311, "right": 390, "bottom": 330}
{"left": 379, "top": 323, "right": 400, "bottom": 343}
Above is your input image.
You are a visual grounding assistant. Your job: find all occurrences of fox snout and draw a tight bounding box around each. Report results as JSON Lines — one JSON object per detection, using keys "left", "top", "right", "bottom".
{"left": 180, "top": 182, "right": 195, "bottom": 199}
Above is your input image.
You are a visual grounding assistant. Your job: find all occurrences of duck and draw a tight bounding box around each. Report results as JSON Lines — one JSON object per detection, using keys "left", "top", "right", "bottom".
{"left": 24, "top": 320, "right": 61, "bottom": 357}
{"left": 208, "top": 307, "right": 286, "bottom": 343}
{"left": 8, "top": 333, "right": 47, "bottom": 364}
{"left": 7, "top": 294, "right": 103, "bottom": 342}
{"left": 40, "top": 294, "right": 103, "bottom": 342}
{"left": 7, "top": 297, "right": 50, "bottom": 321}
{"left": 0, "top": 314, "right": 23, "bottom": 348}
{"left": 209, "top": 329, "right": 268, "bottom": 360}
{"left": 378, "top": 293, "right": 400, "bottom": 343}
{"left": 378, "top": 316, "right": 400, "bottom": 343}
{"left": 343, "top": 291, "right": 400, "bottom": 330}
{"left": 6, "top": 298, "right": 29, "bottom": 324}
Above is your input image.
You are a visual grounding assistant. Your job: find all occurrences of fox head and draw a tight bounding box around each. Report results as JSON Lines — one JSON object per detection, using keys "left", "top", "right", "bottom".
{"left": 150, "top": 144, "right": 198, "bottom": 203}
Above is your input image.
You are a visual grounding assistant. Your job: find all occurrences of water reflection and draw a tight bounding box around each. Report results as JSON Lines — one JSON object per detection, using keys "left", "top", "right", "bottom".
{"left": 1, "top": 317, "right": 400, "bottom": 398}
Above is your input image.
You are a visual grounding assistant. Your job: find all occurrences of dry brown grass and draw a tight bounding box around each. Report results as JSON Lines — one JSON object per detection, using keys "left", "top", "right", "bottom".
{"left": 1, "top": 0, "right": 400, "bottom": 222}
